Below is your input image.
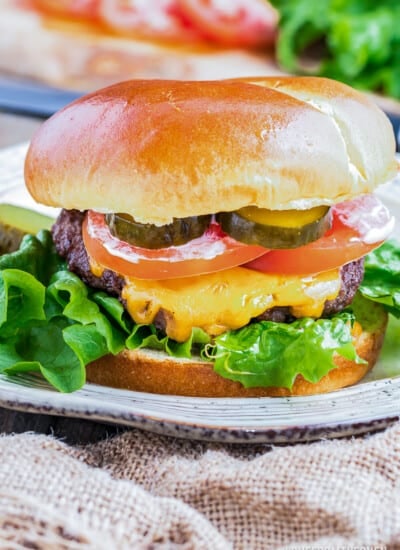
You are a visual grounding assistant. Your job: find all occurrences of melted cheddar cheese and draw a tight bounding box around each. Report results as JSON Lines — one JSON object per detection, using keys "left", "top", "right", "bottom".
{"left": 115, "top": 266, "right": 341, "bottom": 342}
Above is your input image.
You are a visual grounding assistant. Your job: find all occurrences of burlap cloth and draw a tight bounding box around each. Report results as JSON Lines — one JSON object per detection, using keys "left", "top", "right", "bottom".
{"left": 0, "top": 422, "right": 399, "bottom": 549}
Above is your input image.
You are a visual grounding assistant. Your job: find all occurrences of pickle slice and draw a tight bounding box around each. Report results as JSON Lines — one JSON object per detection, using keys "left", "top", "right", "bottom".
{"left": 0, "top": 204, "right": 54, "bottom": 254}
{"left": 217, "top": 205, "right": 331, "bottom": 249}
{"left": 107, "top": 213, "right": 212, "bottom": 249}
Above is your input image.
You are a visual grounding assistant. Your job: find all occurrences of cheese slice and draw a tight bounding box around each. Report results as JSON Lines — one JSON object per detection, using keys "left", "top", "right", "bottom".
{"left": 119, "top": 266, "right": 341, "bottom": 342}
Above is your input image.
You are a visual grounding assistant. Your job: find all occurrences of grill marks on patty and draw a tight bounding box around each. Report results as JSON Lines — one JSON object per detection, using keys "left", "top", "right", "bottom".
{"left": 52, "top": 209, "right": 365, "bottom": 330}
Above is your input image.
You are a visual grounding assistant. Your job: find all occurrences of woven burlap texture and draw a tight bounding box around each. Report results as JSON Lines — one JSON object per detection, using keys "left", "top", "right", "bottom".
{"left": 0, "top": 424, "right": 400, "bottom": 549}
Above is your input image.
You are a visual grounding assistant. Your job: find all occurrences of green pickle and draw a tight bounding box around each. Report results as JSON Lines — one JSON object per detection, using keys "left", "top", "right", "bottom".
{"left": 107, "top": 213, "right": 212, "bottom": 249}
{"left": 0, "top": 204, "right": 54, "bottom": 254}
{"left": 217, "top": 205, "right": 331, "bottom": 249}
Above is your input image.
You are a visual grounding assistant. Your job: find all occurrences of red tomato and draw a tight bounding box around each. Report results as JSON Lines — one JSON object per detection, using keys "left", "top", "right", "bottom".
{"left": 83, "top": 211, "right": 267, "bottom": 280}
{"left": 98, "top": 0, "right": 203, "bottom": 42}
{"left": 32, "top": 0, "right": 100, "bottom": 19}
{"left": 245, "top": 195, "right": 395, "bottom": 275}
{"left": 176, "top": 0, "right": 278, "bottom": 47}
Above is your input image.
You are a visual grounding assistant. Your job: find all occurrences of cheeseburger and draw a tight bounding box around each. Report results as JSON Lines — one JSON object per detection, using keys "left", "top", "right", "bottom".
{"left": 21, "top": 76, "right": 398, "bottom": 396}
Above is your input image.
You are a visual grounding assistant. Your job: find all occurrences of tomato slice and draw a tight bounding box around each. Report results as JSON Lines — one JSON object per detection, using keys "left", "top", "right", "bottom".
{"left": 245, "top": 195, "right": 395, "bottom": 275}
{"left": 83, "top": 211, "right": 267, "bottom": 279}
{"left": 98, "top": 0, "right": 203, "bottom": 42}
{"left": 29, "top": 0, "right": 277, "bottom": 46}
{"left": 176, "top": 0, "right": 278, "bottom": 47}
{"left": 32, "top": 0, "right": 100, "bottom": 20}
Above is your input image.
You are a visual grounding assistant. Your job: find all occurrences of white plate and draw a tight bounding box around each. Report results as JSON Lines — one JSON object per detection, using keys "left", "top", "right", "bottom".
{"left": 0, "top": 143, "right": 399, "bottom": 444}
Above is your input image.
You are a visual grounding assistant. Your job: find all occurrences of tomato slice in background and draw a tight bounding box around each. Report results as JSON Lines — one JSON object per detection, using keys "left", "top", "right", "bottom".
{"left": 32, "top": 0, "right": 100, "bottom": 19}
{"left": 98, "top": 0, "right": 203, "bottom": 42}
{"left": 83, "top": 211, "right": 267, "bottom": 280}
{"left": 28, "top": 0, "right": 277, "bottom": 46}
{"left": 176, "top": 0, "right": 278, "bottom": 46}
{"left": 245, "top": 195, "right": 395, "bottom": 275}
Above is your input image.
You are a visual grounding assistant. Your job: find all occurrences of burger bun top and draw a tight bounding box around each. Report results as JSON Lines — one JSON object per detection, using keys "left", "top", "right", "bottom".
{"left": 25, "top": 76, "right": 397, "bottom": 225}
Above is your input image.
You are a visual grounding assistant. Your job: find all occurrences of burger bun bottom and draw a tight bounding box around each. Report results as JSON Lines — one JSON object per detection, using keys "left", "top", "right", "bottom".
{"left": 86, "top": 314, "right": 387, "bottom": 397}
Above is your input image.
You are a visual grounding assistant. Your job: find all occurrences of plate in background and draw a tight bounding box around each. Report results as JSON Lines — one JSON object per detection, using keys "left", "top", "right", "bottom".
{"left": 0, "top": 142, "right": 399, "bottom": 444}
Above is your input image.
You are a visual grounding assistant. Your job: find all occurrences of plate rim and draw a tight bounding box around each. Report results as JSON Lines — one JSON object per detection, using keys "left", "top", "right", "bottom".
{"left": 0, "top": 381, "right": 398, "bottom": 444}
{"left": 0, "top": 372, "right": 400, "bottom": 443}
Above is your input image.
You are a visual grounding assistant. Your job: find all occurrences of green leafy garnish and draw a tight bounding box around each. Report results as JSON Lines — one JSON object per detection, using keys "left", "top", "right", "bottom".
{"left": 0, "top": 231, "right": 209, "bottom": 392}
{"left": 359, "top": 240, "right": 400, "bottom": 318}
{"left": 271, "top": 0, "right": 400, "bottom": 98}
{"left": 209, "top": 313, "right": 360, "bottom": 389}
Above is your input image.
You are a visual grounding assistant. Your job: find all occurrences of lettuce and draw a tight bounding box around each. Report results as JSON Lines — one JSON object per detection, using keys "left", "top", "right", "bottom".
{"left": 210, "top": 313, "right": 360, "bottom": 389}
{"left": 271, "top": 0, "right": 400, "bottom": 98}
{"left": 0, "top": 231, "right": 398, "bottom": 392}
{"left": 359, "top": 240, "right": 400, "bottom": 318}
{"left": 0, "top": 231, "right": 209, "bottom": 392}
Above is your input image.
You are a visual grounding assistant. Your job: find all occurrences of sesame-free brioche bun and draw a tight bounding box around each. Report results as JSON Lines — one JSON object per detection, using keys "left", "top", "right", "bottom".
{"left": 25, "top": 77, "right": 397, "bottom": 225}
{"left": 86, "top": 314, "right": 387, "bottom": 397}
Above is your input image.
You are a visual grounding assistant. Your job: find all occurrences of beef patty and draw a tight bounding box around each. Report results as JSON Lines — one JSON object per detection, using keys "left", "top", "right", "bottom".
{"left": 52, "top": 209, "right": 365, "bottom": 328}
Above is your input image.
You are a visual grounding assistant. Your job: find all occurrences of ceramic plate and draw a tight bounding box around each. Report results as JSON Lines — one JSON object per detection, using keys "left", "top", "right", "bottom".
{"left": 0, "top": 143, "right": 399, "bottom": 444}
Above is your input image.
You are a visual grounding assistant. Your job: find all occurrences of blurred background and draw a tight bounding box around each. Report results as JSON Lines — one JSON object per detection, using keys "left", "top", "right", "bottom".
{"left": 0, "top": 0, "right": 399, "bottom": 148}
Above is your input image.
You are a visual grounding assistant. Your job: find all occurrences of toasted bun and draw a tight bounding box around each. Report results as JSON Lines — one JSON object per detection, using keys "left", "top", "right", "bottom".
{"left": 86, "top": 315, "right": 387, "bottom": 397}
{"left": 25, "top": 77, "right": 396, "bottom": 225}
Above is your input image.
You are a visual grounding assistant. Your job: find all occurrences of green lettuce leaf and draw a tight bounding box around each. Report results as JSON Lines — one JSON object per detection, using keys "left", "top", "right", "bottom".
{"left": 0, "top": 230, "right": 64, "bottom": 283}
{"left": 271, "top": 0, "right": 400, "bottom": 98}
{"left": 0, "top": 231, "right": 211, "bottom": 391}
{"left": 5, "top": 318, "right": 86, "bottom": 393}
{"left": 0, "top": 269, "right": 46, "bottom": 338}
{"left": 47, "top": 270, "right": 126, "bottom": 354}
{"left": 359, "top": 240, "right": 400, "bottom": 317}
{"left": 126, "top": 324, "right": 210, "bottom": 359}
{"left": 208, "top": 312, "right": 360, "bottom": 389}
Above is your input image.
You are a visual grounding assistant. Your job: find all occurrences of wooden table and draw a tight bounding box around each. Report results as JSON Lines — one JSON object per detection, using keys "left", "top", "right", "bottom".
{"left": 0, "top": 110, "right": 124, "bottom": 443}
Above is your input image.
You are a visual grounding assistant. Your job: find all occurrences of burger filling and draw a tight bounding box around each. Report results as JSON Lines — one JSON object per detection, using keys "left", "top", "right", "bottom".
{"left": 52, "top": 208, "right": 364, "bottom": 342}
{"left": 0, "top": 194, "right": 397, "bottom": 394}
